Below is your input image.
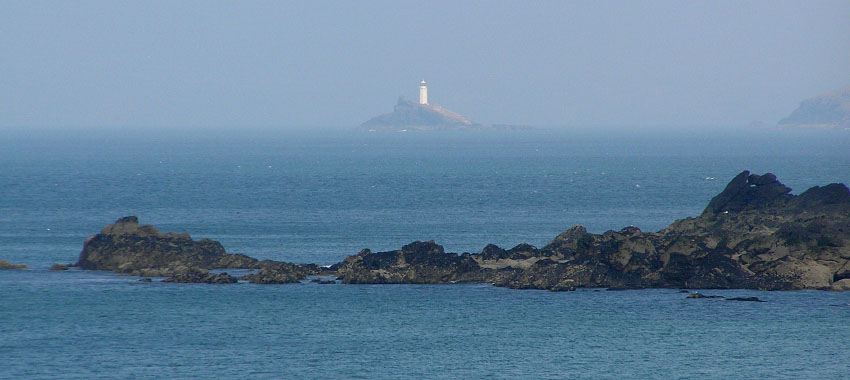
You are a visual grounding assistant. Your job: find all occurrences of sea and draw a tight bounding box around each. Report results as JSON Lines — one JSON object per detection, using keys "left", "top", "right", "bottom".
{"left": 1, "top": 126, "right": 849, "bottom": 379}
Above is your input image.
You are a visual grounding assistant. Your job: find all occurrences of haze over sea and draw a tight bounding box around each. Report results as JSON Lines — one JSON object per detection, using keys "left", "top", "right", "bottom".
{"left": 2, "top": 127, "right": 849, "bottom": 379}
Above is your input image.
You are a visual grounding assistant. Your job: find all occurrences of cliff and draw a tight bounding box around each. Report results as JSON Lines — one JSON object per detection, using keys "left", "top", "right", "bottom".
{"left": 778, "top": 87, "right": 850, "bottom": 129}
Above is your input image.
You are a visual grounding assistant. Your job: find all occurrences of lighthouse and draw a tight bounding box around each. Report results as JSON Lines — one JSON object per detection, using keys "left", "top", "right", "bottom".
{"left": 419, "top": 80, "right": 428, "bottom": 105}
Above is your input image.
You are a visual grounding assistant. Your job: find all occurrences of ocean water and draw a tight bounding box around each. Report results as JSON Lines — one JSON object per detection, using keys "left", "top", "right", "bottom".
{"left": 1, "top": 127, "right": 849, "bottom": 379}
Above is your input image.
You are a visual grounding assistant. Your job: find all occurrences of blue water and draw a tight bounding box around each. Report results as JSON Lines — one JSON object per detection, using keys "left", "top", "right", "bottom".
{"left": 2, "top": 127, "right": 849, "bottom": 379}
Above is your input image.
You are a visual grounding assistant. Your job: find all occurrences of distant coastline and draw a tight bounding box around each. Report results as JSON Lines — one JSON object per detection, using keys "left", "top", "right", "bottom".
{"left": 778, "top": 86, "right": 850, "bottom": 129}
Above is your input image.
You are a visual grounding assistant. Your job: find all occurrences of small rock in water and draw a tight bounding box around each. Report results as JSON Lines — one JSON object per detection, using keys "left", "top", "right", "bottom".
{"left": 139, "top": 278, "right": 153, "bottom": 283}
{"left": 686, "top": 292, "right": 723, "bottom": 299}
{"left": 726, "top": 296, "right": 765, "bottom": 302}
{"left": 0, "top": 260, "right": 27, "bottom": 270}
{"left": 49, "top": 264, "right": 69, "bottom": 271}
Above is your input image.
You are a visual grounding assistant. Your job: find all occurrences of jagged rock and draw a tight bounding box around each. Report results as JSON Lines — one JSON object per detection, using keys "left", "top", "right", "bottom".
{"left": 76, "top": 216, "right": 258, "bottom": 277}
{"left": 704, "top": 171, "right": 792, "bottom": 214}
{"left": 478, "top": 244, "right": 509, "bottom": 260}
{"left": 340, "top": 171, "right": 850, "bottom": 291}
{"left": 335, "top": 241, "right": 482, "bottom": 284}
{"left": 0, "top": 260, "right": 26, "bottom": 270}
{"left": 49, "top": 264, "right": 69, "bottom": 271}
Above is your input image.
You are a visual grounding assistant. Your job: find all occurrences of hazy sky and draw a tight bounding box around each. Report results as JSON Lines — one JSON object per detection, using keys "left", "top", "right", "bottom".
{"left": 1, "top": 0, "right": 848, "bottom": 128}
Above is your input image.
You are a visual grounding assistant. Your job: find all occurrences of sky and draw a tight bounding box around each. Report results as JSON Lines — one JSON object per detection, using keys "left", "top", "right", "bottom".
{"left": 1, "top": 0, "right": 848, "bottom": 129}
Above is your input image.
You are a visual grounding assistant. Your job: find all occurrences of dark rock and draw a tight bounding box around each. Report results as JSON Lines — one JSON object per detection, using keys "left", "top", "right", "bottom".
{"left": 163, "top": 268, "right": 237, "bottom": 284}
{"left": 139, "top": 278, "right": 152, "bottom": 283}
{"left": 75, "top": 216, "right": 258, "bottom": 277}
{"left": 49, "top": 264, "right": 69, "bottom": 271}
{"left": 703, "top": 171, "right": 792, "bottom": 214}
{"left": 0, "top": 260, "right": 26, "bottom": 270}
{"left": 478, "top": 244, "right": 509, "bottom": 260}
{"left": 726, "top": 296, "right": 766, "bottom": 302}
{"left": 793, "top": 183, "right": 850, "bottom": 211}
{"left": 335, "top": 240, "right": 482, "bottom": 284}
{"left": 240, "top": 261, "right": 324, "bottom": 284}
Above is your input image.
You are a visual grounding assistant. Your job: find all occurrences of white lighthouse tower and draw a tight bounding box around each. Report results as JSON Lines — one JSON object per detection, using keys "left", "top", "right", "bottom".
{"left": 419, "top": 80, "right": 428, "bottom": 105}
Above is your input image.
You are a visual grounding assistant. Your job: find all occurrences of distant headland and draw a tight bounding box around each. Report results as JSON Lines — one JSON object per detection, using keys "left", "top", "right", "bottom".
{"left": 360, "top": 80, "right": 530, "bottom": 131}
{"left": 778, "top": 86, "right": 850, "bottom": 129}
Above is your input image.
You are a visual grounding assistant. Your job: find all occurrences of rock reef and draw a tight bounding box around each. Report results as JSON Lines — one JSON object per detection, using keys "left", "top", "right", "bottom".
{"left": 74, "top": 171, "right": 850, "bottom": 291}
{"left": 76, "top": 216, "right": 321, "bottom": 284}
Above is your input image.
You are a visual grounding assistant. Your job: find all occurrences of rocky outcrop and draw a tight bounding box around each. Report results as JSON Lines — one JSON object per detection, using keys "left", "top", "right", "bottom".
{"left": 704, "top": 172, "right": 792, "bottom": 214}
{"left": 333, "top": 171, "right": 850, "bottom": 291}
{"left": 75, "top": 216, "right": 324, "bottom": 284}
{"left": 778, "top": 86, "right": 850, "bottom": 129}
{"left": 76, "top": 216, "right": 258, "bottom": 278}
{"left": 333, "top": 241, "right": 484, "bottom": 284}
{"left": 0, "top": 260, "right": 27, "bottom": 270}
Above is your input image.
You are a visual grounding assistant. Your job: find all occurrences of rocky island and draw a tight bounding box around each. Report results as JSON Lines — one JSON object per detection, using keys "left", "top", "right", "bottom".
{"left": 360, "top": 81, "right": 528, "bottom": 131}
{"left": 72, "top": 171, "right": 850, "bottom": 291}
{"left": 361, "top": 97, "right": 485, "bottom": 131}
{"left": 75, "top": 216, "right": 326, "bottom": 284}
{"left": 779, "top": 86, "right": 850, "bottom": 129}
